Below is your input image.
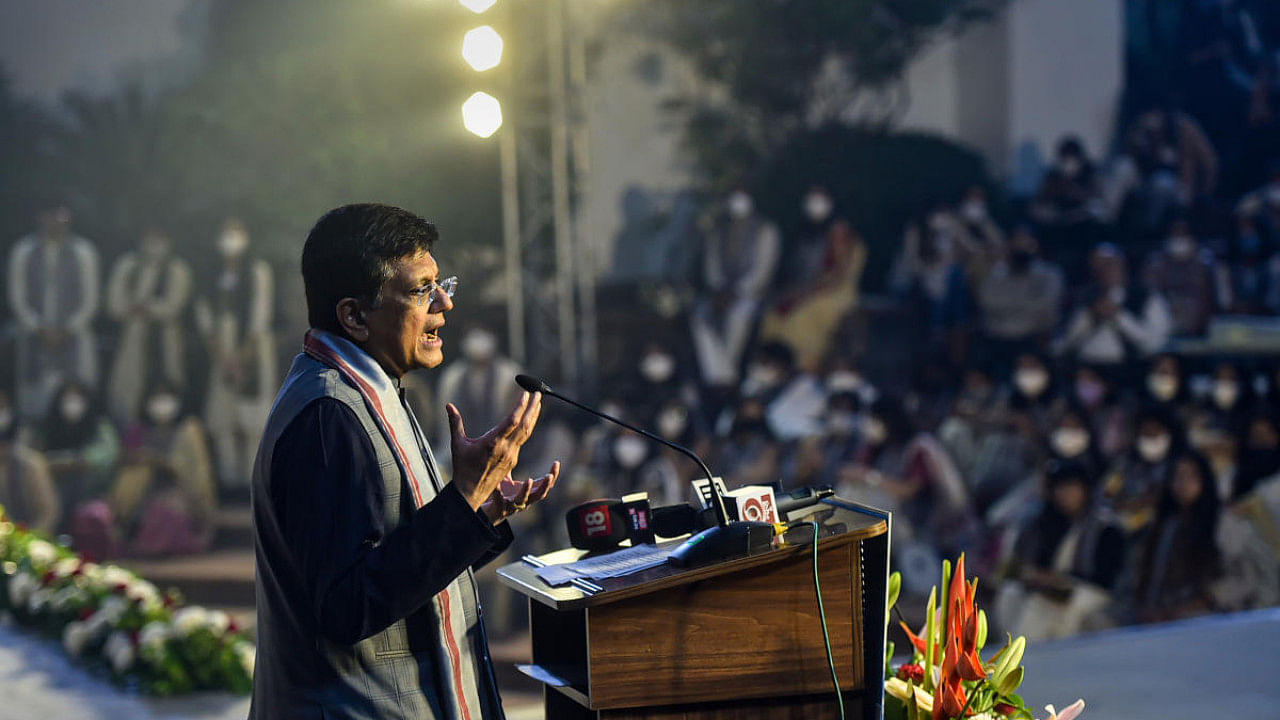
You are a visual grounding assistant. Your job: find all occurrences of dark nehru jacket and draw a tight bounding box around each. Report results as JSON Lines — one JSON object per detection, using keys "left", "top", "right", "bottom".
{"left": 250, "top": 352, "right": 512, "bottom": 719}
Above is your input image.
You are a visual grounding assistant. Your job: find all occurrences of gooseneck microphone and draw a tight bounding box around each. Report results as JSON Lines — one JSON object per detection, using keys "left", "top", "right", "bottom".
{"left": 516, "top": 374, "right": 773, "bottom": 567}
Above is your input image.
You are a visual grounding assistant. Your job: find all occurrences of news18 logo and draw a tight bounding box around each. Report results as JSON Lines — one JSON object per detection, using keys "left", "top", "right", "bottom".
{"left": 580, "top": 504, "right": 614, "bottom": 537}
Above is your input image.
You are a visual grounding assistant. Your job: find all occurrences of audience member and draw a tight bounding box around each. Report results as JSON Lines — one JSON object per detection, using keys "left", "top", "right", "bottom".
{"left": 976, "top": 227, "right": 1064, "bottom": 375}
{"left": 7, "top": 204, "right": 101, "bottom": 420}
{"left": 998, "top": 460, "right": 1125, "bottom": 641}
{"left": 1133, "top": 451, "right": 1223, "bottom": 623}
{"left": 1141, "top": 218, "right": 1219, "bottom": 335}
{"left": 104, "top": 226, "right": 194, "bottom": 422}
{"left": 0, "top": 390, "right": 59, "bottom": 534}
{"left": 38, "top": 380, "right": 119, "bottom": 535}
{"left": 195, "top": 218, "right": 276, "bottom": 496}
{"left": 435, "top": 326, "right": 521, "bottom": 452}
{"left": 1055, "top": 244, "right": 1173, "bottom": 368}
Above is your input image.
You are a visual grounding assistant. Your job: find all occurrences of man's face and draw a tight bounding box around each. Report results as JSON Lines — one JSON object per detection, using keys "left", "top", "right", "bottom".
{"left": 360, "top": 250, "right": 453, "bottom": 377}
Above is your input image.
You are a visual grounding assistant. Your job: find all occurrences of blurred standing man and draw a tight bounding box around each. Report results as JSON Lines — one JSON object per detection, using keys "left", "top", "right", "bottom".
{"left": 196, "top": 218, "right": 276, "bottom": 496}
{"left": 6, "top": 204, "right": 100, "bottom": 420}
{"left": 105, "top": 227, "right": 194, "bottom": 423}
{"left": 250, "top": 204, "right": 558, "bottom": 719}
{"left": 434, "top": 326, "right": 521, "bottom": 453}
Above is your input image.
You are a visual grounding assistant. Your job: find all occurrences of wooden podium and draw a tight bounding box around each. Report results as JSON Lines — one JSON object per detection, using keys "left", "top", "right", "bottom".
{"left": 497, "top": 497, "right": 891, "bottom": 719}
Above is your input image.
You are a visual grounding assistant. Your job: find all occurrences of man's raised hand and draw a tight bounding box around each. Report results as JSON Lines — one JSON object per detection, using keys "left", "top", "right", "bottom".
{"left": 447, "top": 391, "right": 543, "bottom": 511}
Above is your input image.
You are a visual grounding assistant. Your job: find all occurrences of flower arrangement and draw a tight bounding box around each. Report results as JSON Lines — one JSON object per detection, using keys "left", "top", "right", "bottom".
{"left": 0, "top": 506, "right": 254, "bottom": 696}
{"left": 884, "top": 554, "right": 1084, "bottom": 720}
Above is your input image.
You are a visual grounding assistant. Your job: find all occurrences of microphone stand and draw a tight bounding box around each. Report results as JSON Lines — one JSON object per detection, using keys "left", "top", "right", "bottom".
{"left": 517, "top": 375, "right": 773, "bottom": 567}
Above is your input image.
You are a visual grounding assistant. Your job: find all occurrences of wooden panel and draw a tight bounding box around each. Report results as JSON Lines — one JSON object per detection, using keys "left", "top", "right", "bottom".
{"left": 597, "top": 688, "right": 867, "bottom": 719}
{"left": 585, "top": 542, "right": 862, "bottom": 709}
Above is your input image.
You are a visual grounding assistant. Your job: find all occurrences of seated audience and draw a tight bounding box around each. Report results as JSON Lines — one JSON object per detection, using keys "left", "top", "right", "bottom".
{"left": 0, "top": 390, "right": 59, "bottom": 534}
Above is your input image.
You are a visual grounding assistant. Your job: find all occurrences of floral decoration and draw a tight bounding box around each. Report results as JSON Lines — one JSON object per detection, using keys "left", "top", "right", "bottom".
{"left": 0, "top": 506, "right": 254, "bottom": 695}
{"left": 884, "top": 554, "right": 1085, "bottom": 720}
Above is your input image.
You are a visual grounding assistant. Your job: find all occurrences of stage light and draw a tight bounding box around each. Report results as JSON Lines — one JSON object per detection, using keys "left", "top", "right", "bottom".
{"left": 462, "top": 26, "right": 504, "bottom": 72}
{"left": 462, "top": 91, "right": 503, "bottom": 138}
{"left": 459, "top": 0, "right": 497, "bottom": 13}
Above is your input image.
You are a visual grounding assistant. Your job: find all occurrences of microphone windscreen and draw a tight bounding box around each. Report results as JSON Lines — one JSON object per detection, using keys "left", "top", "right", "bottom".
{"left": 515, "top": 374, "right": 547, "bottom": 393}
{"left": 565, "top": 498, "right": 629, "bottom": 551}
{"left": 651, "top": 503, "right": 700, "bottom": 538}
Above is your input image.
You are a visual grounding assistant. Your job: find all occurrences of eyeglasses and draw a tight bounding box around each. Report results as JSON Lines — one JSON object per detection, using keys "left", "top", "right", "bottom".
{"left": 408, "top": 276, "right": 458, "bottom": 307}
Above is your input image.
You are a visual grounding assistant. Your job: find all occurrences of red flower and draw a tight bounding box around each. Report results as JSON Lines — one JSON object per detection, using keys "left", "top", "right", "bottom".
{"left": 112, "top": 582, "right": 129, "bottom": 595}
{"left": 994, "top": 702, "right": 1018, "bottom": 716}
{"left": 78, "top": 606, "right": 95, "bottom": 621}
{"left": 227, "top": 618, "right": 241, "bottom": 634}
{"left": 40, "top": 570, "right": 57, "bottom": 587}
{"left": 896, "top": 663, "right": 926, "bottom": 683}
{"left": 71, "top": 561, "right": 85, "bottom": 577}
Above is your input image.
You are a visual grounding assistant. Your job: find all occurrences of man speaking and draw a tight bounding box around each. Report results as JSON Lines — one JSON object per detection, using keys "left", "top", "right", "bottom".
{"left": 250, "top": 203, "right": 558, "bottom": 719}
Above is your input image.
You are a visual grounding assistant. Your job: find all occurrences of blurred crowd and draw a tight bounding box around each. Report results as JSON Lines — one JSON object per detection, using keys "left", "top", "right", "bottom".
{"left": 3, "top": 2, "right": 1280, "bottom": 647}
{"left": 1, "top": 215, "right": 273, "bottom": 560}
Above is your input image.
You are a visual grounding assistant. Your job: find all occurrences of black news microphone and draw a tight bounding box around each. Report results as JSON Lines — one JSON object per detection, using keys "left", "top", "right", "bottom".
{"left": 515, "top": 374, "right": 773, "bottom": 567}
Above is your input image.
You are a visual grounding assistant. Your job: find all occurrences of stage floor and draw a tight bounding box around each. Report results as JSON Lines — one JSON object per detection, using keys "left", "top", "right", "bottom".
{"left": 0, "top": 608, "right": 1276, "bottom": 718}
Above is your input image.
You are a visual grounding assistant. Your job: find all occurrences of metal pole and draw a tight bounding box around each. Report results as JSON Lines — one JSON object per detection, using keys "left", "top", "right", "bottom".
{"left": 567, "top": 0, "right": 597, "bottom": 395}
{"left": 500, "top": 123, "right": 524, "bottom": 366}
{"left": 547, "top": 0, "right": 578, "bottom": 387}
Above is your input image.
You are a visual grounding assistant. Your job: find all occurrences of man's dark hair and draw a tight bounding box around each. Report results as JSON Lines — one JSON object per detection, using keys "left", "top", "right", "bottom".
{"left": 301, "top": 203, "right": 438, "bottom": 332}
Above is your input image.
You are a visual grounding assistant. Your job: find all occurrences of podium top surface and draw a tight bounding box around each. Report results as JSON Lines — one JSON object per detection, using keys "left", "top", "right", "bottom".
{"left": 497, "top": 497, "right": 889, "bottom": 611}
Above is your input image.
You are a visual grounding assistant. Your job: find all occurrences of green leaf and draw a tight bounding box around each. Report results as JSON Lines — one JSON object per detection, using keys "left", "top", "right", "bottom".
{"left": 888, "top": 571, "right": 902, "bottom": 616}
{"left": 995, "top": 666, "right": 1024, "bottom": 696}
{"left": 924, "top": 587, "right": 936, "bottom": 692}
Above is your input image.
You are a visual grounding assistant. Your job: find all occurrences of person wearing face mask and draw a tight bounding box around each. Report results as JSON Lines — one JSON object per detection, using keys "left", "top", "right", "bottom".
{"left": 7, "top": 203, "right": 101, "bottom": 420}
{"left": 105, "top": 226, "right": 194, "bottom": 423}
{"left": 1234, "top": 412, "right": 1280, "bottom": 500}
{"left": 38, "top": 381, "right": 120, "bottom": 533}
{"left": 1133, "top": 451, "right": 1223, "bottom": 624}
{"left": 1100, "top": 408, "right": 1184, "bottom": 536}
{"left": 998, "top": 461, "right": 1125, "bottom": 641}
{"left": 956, "top": 185, "right": 1005, "bottom": 282}
{"left": 1142, "top": 353, "right": 1190, "bottom": 411}
{"left": 758, "top": 218, "right": 867, "bottom": 373}
{"left": 1200, "top": 361, "right": 1251, "bottom": 435}
{"left": 716, "top": 398, "right": 781, "bottom": 490}
{"left": 1220, "top": 215, "right": 1276, "bottom": 314}
{"left": 838, "top": 397, "right": 976, "bottom": 560}
{"left": 622, "top": 342, "right": 700, "bottom": 427}
{"left": 689, "top": 187, "right": 780, "bottom": 413}
{"left": 889, "top": 207, "right": 973, "bottom": 366}
{"left": 977, "top": 228, "right": 1064, "bottom": 376}
{"left": 0, "top": 390, "right": 60, "bottom": 535}
{"left": 1046, "top": 406, "right": 1105, "bottom": 482}
{"left": 434, "top": 327, "right": 521, "bottom": 454}
{"left": 1141, "top": 219, "right": 1218, "bottom": 336}
{"left": 1055, "top": 244, "right": 1173, "bottom": 369}
{"left": 777, "top": 185, "right": 837, "bottom": 296}
{"left": 98, "top": 380, "right": 217, "bottom": 557}
{"left": 195, "top": 217, "right": 277, "bottom": 497}
{"left": 737, "top": 341, "right": 826, "bottom": 442}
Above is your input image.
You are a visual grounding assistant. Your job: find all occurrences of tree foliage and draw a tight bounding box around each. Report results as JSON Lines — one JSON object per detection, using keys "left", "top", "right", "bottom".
{"left": 637, "top": 0, "right": 1011, "bottom": 187}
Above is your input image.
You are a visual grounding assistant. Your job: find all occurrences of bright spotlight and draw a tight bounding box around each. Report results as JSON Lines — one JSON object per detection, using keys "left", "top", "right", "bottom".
{"left": 459, "top": 0, "right": 497, "bottom": 13}
{"left": 462, "top": 26, "right": 504, "bottom": 72}
{"left": 462, "top": 92, "right": 503, "bottom": 138}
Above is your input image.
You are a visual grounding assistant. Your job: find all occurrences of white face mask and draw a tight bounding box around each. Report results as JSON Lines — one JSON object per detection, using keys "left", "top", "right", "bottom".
{"left": 613, "top": 434, "right": 648, "bottom": 469}
{"left": 962, "top": 200, "right": 986, "bottom": 223}
{"left": 825, "top": 370, "right": 863, "bottom": 394}
{"left": 1051, "top": 427, "right": 1090, "bottom": 457}
{"left": 218, "top": 229, "right": 249, "bottom": 257}
{"left": 862, "top": 417, "right": 888, "bottom": 445}
{"left": 1167, "top": 236, "right": 1195, "bottom": 259}
{"left": 461, "top": 330, "right": 497, "bottom": 362}
{"left": 804, "top": 193, "right": 832, "bottom": 223}
{"left": 146, "top": 395, "right": 181, "bottom": 425}
{"left": 827, "top": 411, "right": 858, "bottom": 436}
{"left": 60, "top": 393, "right": 88, "bottom": 423}
{"left": 727, "top": 192, "right": 753, "bottom": 220}
{"left": 640, "top": 353, "right": 676, "bottom": 383}
{"left": 1137, "top": 433, "right": 1172, "bottom": 463}
{"left": 600, "top": 402, "right": 624, "bottom": 421}
{"left": 1148, "top": 372, "right": 1179, "bottom": 401}
{"left": 746, "top": 364, "right": 782, "bottom": 390}
{"left": 1059, "top": 156, "right": 1082, "bottom": 177}
{"left": 656, "top": 406, "right": 688, "bottom": 439}
{"left": 1014, "top": 368, "right": 1050, "bottom": 397}
{"left": 1213, "top": 380, "right": 1240, "bottom": 409}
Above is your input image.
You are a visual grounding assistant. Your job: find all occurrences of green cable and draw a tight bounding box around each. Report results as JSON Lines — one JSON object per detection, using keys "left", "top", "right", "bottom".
{"left": 808, "top": 520, "right": 846, "bottom": 720}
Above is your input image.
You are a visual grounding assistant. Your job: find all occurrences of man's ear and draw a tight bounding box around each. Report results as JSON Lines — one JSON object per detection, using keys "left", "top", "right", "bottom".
{"left": 335, "top": 298, "right": 370, "bottom": 342}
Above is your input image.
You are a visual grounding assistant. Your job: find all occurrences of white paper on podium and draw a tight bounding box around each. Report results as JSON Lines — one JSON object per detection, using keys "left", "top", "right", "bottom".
{"left": 535, "top": 543, "right": 673, "bottom": 586}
